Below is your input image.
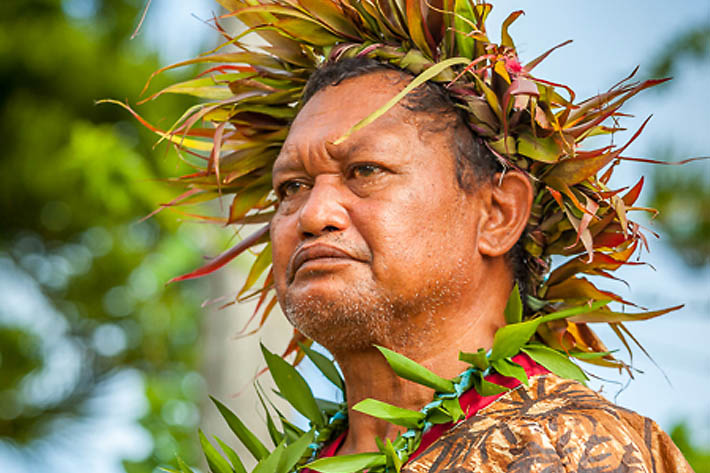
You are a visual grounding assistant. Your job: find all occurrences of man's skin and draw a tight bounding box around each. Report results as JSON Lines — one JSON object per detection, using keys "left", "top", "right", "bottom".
{"left": 269, "top": 70, "right": 533, "bottom": 456}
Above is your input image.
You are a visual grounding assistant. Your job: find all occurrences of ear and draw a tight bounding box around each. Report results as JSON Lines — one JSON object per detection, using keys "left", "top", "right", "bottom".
{"left": 478, "top": 171, "right": 533, "bottom": 257}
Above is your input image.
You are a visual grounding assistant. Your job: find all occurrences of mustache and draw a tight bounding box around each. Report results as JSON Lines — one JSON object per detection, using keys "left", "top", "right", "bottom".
{"left": 287, "top": 238, "right": 371, "bottom": 282}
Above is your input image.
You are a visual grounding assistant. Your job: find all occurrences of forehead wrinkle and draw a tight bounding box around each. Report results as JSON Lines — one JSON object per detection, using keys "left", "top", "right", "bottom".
{"left": 273, "top": 135, "right": 340, "bottom": 179}
{"left": 275, "top": 78, "right": 421, "bottom": 177}
{"left": 273, "top": 142, "right": 301, "bottom": 176}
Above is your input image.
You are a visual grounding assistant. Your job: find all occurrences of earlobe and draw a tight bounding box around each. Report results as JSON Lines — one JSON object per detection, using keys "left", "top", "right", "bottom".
{"left": 478, "top": 171, "right": 533, "bottom": 257}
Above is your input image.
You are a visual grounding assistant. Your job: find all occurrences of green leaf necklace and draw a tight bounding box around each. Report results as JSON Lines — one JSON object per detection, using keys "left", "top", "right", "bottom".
{"left": 189, "top": 288, "right": 607, "bottom": 473}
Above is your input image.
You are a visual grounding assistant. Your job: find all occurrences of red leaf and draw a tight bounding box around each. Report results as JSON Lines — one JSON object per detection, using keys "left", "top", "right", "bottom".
{"left": 167, "top": 224, "right": 270, "bottom": 283}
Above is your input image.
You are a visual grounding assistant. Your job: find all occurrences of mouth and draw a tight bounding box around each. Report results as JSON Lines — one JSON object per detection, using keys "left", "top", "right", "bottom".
{"left": 289, "top": 244, "right": 361, "bottom": 282}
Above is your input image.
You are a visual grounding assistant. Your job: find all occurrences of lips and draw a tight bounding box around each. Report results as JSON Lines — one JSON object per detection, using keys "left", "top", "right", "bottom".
{"left": 290, "top": 244, "right": 359, "bottom": 280}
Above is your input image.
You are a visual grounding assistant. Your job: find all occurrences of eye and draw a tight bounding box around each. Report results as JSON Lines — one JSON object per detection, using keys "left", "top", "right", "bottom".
{"left": 278, "top": 180, "right": 310, "bottom": 199}
{"left": 350, "top": 163, "right": 384, "bottom": 179}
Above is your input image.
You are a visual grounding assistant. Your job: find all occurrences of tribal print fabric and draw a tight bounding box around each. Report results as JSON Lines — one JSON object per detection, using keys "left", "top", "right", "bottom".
{"left": 404, "top": 374, "right": 693, "bottom": 473}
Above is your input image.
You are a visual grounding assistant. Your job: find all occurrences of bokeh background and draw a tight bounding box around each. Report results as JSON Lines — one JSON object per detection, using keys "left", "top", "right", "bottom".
{"left": 0, "top": 1, "right": 708, "bottom": 472}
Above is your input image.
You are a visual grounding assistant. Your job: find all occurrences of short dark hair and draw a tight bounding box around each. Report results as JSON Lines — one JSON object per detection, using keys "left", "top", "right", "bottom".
{"left": 300, "top": 56, "right": 530, "bottom": 306}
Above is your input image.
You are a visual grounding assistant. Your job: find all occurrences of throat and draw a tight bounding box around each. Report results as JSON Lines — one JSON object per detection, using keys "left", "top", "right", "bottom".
{"left": 333, "top": 346, "right": 438, "bottom": 455}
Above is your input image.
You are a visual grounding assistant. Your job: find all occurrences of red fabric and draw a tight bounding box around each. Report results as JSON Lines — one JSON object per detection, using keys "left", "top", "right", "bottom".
{"left": 410, "top": 352, "right": 547, "bottom": 459}
{"left": 301, "top": 353, "right": 547, "bottom": 472}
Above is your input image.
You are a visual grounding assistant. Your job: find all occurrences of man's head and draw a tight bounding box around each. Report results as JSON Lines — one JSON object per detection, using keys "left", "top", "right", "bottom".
{"left": 269, "top": 61, "right": 533, "bottom": 353}
{"left": 140, "top": 0, "right": 665, "bottom": 375}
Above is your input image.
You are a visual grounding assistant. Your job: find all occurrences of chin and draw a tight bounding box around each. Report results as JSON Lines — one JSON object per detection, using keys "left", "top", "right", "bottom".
{"left": 280, "top": 279, "right": 410, "bottom": 352}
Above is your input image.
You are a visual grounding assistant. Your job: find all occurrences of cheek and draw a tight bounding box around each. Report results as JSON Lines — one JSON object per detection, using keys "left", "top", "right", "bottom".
{"left": 270, "top": 214, "right": 297, "bottom": 285}
{"left": 353, "top": 187, "right": 475, "bottom": 277}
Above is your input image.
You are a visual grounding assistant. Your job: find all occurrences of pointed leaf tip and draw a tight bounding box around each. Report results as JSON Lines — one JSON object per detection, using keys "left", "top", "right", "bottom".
{"left": 376, "top": 346, "right": 455, "bottom": 393}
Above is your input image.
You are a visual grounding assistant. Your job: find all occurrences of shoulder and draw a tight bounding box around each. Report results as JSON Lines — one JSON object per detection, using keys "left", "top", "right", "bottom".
{"left": 403, "top": 374, "right": 693, "bottom": 473}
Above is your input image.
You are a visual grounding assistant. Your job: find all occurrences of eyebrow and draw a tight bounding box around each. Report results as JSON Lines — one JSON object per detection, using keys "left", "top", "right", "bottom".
{"left": 272, "top": 126, "right": 403, "bottom": 177}
{"left": 272, "top": 144, "right": 302, "bottom": 176}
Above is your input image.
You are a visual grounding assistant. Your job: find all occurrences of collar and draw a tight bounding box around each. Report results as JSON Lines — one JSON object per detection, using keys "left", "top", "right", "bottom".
{"left": 306, "top": 352, "right": 548, "bottom": 469}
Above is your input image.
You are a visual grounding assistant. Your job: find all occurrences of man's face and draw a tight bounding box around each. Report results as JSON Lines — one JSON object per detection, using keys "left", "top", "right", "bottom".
{"left": 270, "top": 70, "right": 487, "bottom": 351}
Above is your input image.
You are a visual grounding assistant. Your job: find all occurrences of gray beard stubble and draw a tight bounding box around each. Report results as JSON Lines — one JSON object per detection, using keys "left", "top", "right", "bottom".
{"left": 281, "top": 270, "right": 466, "bottom": 353}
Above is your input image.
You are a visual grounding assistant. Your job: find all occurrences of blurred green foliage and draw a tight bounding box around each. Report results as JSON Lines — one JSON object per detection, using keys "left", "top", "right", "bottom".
{"left": 651, "top": 163, "right": 710, "bottom": 267}
{"left": 0, "top": 0, "right": 216, "bottom": 471}
{"left": 649, "top": 17, "right": 709, "bottom": 268}
{"left": 671, "top": 424, "right": 710, "bottom": 473}
{"left": 648, "top": 17, "right": 710, "bottom": 473}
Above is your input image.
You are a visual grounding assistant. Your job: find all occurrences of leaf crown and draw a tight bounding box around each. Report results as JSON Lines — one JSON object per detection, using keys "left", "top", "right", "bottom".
{"left": 123, "top": 0, "right": 682, "bottom": 372}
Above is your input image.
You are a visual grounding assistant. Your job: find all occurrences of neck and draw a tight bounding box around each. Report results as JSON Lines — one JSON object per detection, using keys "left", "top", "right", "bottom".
{"left": 329, "top": 261, "right": 511, "bottom": 455}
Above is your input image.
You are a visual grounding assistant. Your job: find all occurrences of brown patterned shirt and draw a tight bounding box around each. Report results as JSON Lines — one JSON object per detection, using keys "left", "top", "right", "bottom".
{"left": 404, "top": 374, "right": 693, "bottom": 473}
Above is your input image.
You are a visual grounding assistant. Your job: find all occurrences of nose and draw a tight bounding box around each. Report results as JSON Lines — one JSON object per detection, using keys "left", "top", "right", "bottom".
{"left": 297, "top": 175, "right": 350, "bottom": 239}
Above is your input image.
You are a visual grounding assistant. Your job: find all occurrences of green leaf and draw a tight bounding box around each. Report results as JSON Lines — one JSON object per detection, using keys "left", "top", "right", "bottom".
{"left": 383, "top": 438, "right": 403, "bottom": 473}
{"left": 252, "top": 440, "right": 285, "bottom": 473}
{"left": 458, "top": 348, "right": 489, "bottom": 370}
{"left": 281, "top": 417, "right": 306, "bottom": 443}
{"left": 275, "top": 18, "right": 341, "bottom": 46}
{"left": 537, "top": 300, "right": 610, "bottom": 324}
{"left": 306, "top": 452, "right": 387, "bottom": 473}
{"left": 238, "top": 242, "right": 272, "bottom": 297}
{"left": 517, "top": 133, "right": 560, "bottom": 163}
{"left": 200, "top": 430, "right": 235, "bottom": 473}
{"left": 254, "top": 382, "right": 284, "bottom": 446}
{"left": 491, "top": 300, "right": 611, "bottom": 361}
{"left": 491, "top": 358, "right": 528, "bottom": 386}
{"left": 454, "top": 0, "right": 476, "bottom": 58}
{"left": 522, "top": 345, "right": 588, "bottom": 382}
{"left": 427, "top": 407, "right": 453, "bottom": 424}
{"left": 489, "top": 319, "right": 539, "bottom": 361}
{"left": 298, "top": 0, "right": 360, "bottom": 37}
{"left": 176, "top": 456, "right": 196, "bottom": 473}
{"left": 472, "top": 371, "right": 509, "bottom": 397}
{"left": 211, "top": 397, "right": 270, "bottom": 461}
{"left": 504, "top": 284, "right": 523, "bottom": 324}
{"left": 333, "top": 57, "right": 471, "bottom": 145}
{"left": 278, "top": 430, "right": 314, "bottom": 473}
{"left": 261, "top": 344, "right": 326, "bottom": 426}
{"left": 404, "top": 0, "right": 433, "bottom": 56}
{"left": 376, "top": 346, "right": 455, "bottom": 393}
{"left": 315, "top": 397, "right": 344, "bottom": 416}
{"left": 299, "top": 342, "right": 344, "bottom": 391}
{"left": 567, "top": 305, "right": 682, "bottom": 324}
{"left": 352, "top": 398, "right": 425, "bottom": 429}
{"left": 157, "top": 76, "right": 235, "bottom": 100}
{"left": 569, "top": 350, "right": 617, "bottom": 360}
{"left": 374, "top": 436, "right": 385, "bottom": 453}
{"left": 215, "top": 437, "right": 247, "bottom": 473}
{"left": 442, "top": 398, "right": 465, "bottom": 422}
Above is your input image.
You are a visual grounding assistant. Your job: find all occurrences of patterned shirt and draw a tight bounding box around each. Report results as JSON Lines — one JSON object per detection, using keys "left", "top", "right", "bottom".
{"left": 403, "top": 373, "right": 694, "bottom": 473}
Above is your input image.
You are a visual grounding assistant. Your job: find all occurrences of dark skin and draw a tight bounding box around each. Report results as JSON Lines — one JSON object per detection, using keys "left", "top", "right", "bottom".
{"left": 270, "top": 70, "right": 533, "bottom": 455}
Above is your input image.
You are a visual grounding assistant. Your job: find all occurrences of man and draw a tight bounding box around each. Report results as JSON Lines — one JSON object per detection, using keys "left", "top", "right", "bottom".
{"left": 270, "top": 59, "right": 692, "bottom": 473}
{"left": 140, "top": 1, "right": 694, "bottom": 471}
{"left": 271, "top": 60, "right": 533, "bottom": 455}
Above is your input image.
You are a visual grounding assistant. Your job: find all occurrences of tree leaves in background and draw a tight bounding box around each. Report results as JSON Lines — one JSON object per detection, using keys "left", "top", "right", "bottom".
{"left": 0, "top": 1, "right": 210, "bottom": 471}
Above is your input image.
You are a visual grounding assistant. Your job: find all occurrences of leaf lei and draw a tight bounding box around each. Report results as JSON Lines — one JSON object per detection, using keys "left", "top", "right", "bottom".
{"left": 184, "top": 287, "right": 612, "bottom": 473}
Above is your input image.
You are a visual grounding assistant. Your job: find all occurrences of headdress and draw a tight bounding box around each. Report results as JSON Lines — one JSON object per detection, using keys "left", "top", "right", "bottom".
{"left": 114, "top": 1, "right": 681, "bottom": 376}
